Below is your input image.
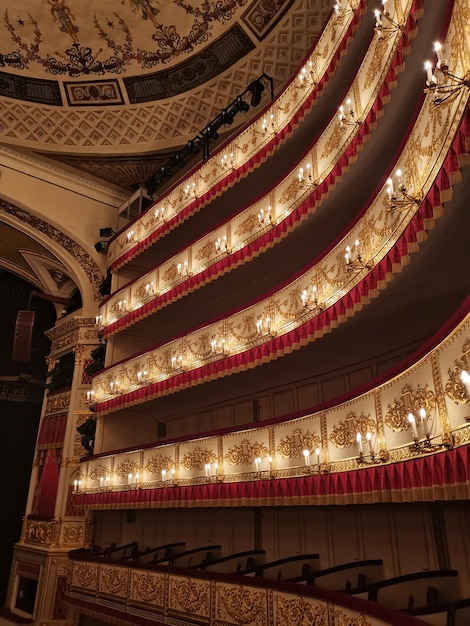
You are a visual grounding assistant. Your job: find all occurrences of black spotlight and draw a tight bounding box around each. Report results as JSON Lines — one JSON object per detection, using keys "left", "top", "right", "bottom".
{"left": 238, "top": 98, "right": 250, "bottom": 113}
{"left": 187, "top": 140, "right": 199, "bottom": 154}
{"left": 94, "top": 241, "right": 107, "bottom": 253}
{"left": 99, "top": 272, "right": 112, "bottom": 297}
{"left": 248, "top": 79, "right": 265, "bottom": 107}
{"left": 99, "top": 227, "right": 115, "bottom": 238}
{"left": 221, "top": 107, "right": 237, "bottom": 126}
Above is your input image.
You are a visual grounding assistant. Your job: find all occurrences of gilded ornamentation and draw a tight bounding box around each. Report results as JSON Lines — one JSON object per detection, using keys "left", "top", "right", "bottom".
{"left": 24, "top": 519, "right": 54, "bottom": 545}
{"left": 73, "top": 562, "right": 98, "bottom": 590}
{"left": 132, "top": 570, "right": 164, "bottom": 604}
{"left": 217, "top": 584, "right": 266, "bottom": 625}
{"left": 275, "top": 595, "right": 327, "bottom": 625}
{"left": 384, "top": 384, "right": 436, "bottom": 432}
{"left": 180, "top": 446, "right": 216, "bottom": 471}
{"left": 445, "top": 339, "right": 470, "bottom": 404}
{"left": 225, "top": 438, "right": 269, "bottom": 466}
{"left": 89, "top": 465, "right": 110, "bottom": 482}
{"left": 363, "top": 39, "right": 387, "bottom": 91}
{"left": 162, "top": 264, "right": 179, "bottom": 283}
{"left": 100, "top": 566, "right": 128, "bottom": 596}
{"left": 195, "top": 239, "right": 218, "bottom": 261}
{"left": 320, "top": 123, "right": 344, "bottom": 159}
{"left": 329, "top": 412, "right": 376, "bottom": 448}
{"left": 45, "top": 392, "right": 71, "bottom": 415}
{"left": 278, "top": 178, "right": 302, "bottom": 204}
{"left": 62, "top": 524, "right": 84, "bottom": 545}
{"left": 334, "top": 608, "right": 371, "bottom": 626}
{"left": 0, "top": 200, "right": 103, "bottom": 300}
{"left": 276, "top": 428, "right": 321, "bottom": 459}
{"left": 145, "top": 455, "right": 175, "bottom": 474}
{"left": 46, "top": 356, "right": 59, "bottom": 372}
{"left": 115, "top": 459, "right": 140, "bottom": 479}
{"left": 234, "top": 213, "right": 261, "bottom": 237}
{"left": 169, "top": 577, "right": 209, "bottom": 614}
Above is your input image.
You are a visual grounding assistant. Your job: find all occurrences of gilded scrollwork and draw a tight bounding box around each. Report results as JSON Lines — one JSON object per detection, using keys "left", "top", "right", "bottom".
{"left": 445, "top": 339, "right": 470, "bottom": 405}
{"left": 62, "top": 523, "right": 84, "bottom": 546}
{"left": 276, "top": 428, "right": 321, "bottom": 459}
{"left": 180, "top": 446, "right": 216, "bottom": 471}
{"left": 115, "top": 459, "right": 139, "bottom": 479}
{"left": 24, "top": 519, "right": 54, "bottom": 545}
{"left": 234, "top": 213, "right": 261, "bottom": 237}
{"left": 334, "top": 608, "right": 371, "bottom": 626}
{"left": 278, "top": 177, "right": 302, "bottom": 204}
{"left": 100, "top": 565, "right": 128, "bottom": 596}
{"left": 195, "top": 239, "right": 218, "bottom": 261}
{"left": 73, "top": 562, "right": 98, "bottom": 590}
{"left": 217, "top": 584, "right": 266, "bottom": 625}
{"left": 145, "top": 455, "right": 175, "bottom": 474}
{"left": 45, "top": 392, "right": 70, "bottom": 415}
{"left": 225, "top": 438, "right": 269, "bottom": 466}
{"left": 169, "top": 577, "right": 209, "bottom": 614}
{"left": 162, "top": 264, "right": 180, "bottom": 283}
{"left": 384, "top": 384, "right": 436, "bottom": 432}
{"left": 275, "top": 595, "right": 327, "bottom": 626}
{"left": 320, "top": 123, "right": 344, "bottom": 160}
{"left": 131, "top": 570, "right": 164, "bottom": 604}
{"left": 89, "top": 464, "right": 110, "bottom": 482}
{"left": 329, "top": 412, "right": 376, "bottom": 448}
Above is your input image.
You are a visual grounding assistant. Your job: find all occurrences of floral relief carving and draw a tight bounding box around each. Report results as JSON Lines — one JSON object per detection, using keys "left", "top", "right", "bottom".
{"left": 89, "top": 465, "right": 110, "bottom": 482}
{"left": 334, "top": 608, "right": 372, "bottom": 626}
{"left": 131, "top": 570, "right": 165, "bottom": 604}
{"left": 275, "top": 595, "right": 327, "bottom": 626}
{"left": 195, "top": 239, "right": 218, "bottom": 261}
{"left": 100, "top": 566, "right": 128, "bottom": 596}
{"left": 217, "top": 584, "right": 266, "bottom": 625}
{"left": 73, "top": 562, "right": 98, "bottom": 590}
{"left": 115, "top": 459, "right": 139, "bottom": 479}
{"left": 234, "top": 213, "right": 261, "bottom": 237}
{"left": 169, "top": 577, "right": 209, "bottom": 614}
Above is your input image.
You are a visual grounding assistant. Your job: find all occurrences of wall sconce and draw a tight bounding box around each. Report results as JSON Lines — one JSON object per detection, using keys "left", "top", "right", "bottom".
{"left": 338, "top": 99, "right": 361, "bottom": 129}
{"left": 126, "top": 230, "right": 135, "bottom": 243}
{"left": 215, "top": 236, "right": 229, "bottom": 254}
{"left": 424, "top": 42, "right": 470, "bottom": 108}
{"left": 170, "top": 354, "right": 184, "bottom": 372}
{"left": 144, "top": 282, "right": 156, "bottom": 298}
{"left": 356, "top": 431, "right": 387, "bottom": 465}
{"left": 385, "top": 168, "right": 422, "bottom": 211}
{"left": 407, "top": 410, "right": 453, "bottom": 453}
{"left": 154, "top": 206, "right": 166, "bottom": 222}
{"left": 461, "top": 370, "right": 470, "bottom": 403}
{"left": 177, "top": 261, "right": 189, "bottom": 278}
{"left": 301, "top": 285, "right": 323, "bottom": 311}
{"left": 258, "top": 206, "right": 273, "bottom": 226}
{"left": 373, "top": 1, "right": 403, "bottom": 41}
{"left": 210, "top": 336, "right": 227, "bottom": 356}
{"left": 345, "top": 240, "right": 371, "bottom": 272}
{"left": 298, "top": 60, "right": 316, "bottom": 87}
{"left": 136, "top": 370, "right": 149, "bottom": 384}
{"left": 109, "top": 379, "right": 121, "bottom": 395}
{"left": 333, "top": 0, "right": 355, "bottom": 19}
{"left": 297, "top": 163, "right": 317, "bottom": 189}
{"left": 256, "top": 316, "right": 274, "bottom": 337}
{"left": 261, "top": 114, "right": 276, "bottom": 135}
{"left": 184, "top": 182, "right": 197, "bottom": 199}
{"left": 220, "top": 152, "right": 236, "bottom": 170}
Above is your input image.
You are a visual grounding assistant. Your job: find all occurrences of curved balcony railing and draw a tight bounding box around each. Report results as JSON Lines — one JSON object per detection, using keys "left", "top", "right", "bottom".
{"left": 106, "top": 0, "right": 367, "bottom": 271}
{"left": 99, "top": 0, "right": 419, "bottom": 339}
{"left": 74, "top": 299, "right": 470, "bottom": 508}
{"left": 90, "top": 3, "right": 469, "bottom": 415}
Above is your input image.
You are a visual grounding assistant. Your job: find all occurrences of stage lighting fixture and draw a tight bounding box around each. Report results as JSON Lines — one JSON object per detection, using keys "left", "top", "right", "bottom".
{"left": 248, "top": 79, "right": 265, "bottom": 107}
{"left": 99, "top": 227, "right": 115, "bottom": 238}
{"left": 94, "top": 241, "right": 107, "bottom": 253}
{"left": 238, "top": 98, "right": 250, "bottom": 112}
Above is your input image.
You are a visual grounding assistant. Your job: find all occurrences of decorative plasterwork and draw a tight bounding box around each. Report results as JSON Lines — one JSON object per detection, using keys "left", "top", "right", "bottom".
{"left": 0, "top": 200, "right": 103, "bottom": 300}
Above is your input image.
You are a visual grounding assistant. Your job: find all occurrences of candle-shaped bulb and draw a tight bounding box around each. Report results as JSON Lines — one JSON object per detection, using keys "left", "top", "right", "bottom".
{"left": 434, "top": 41, "right": 443, "bottom": 65}
{"left": 356, "top": 432, "right": 363, "bottom": 453}
{"left": 366, "top": 431, "right": 373, "bottom": 454}
{"left": 407, "top": 412, "right": 418, "bottom": 440}
{"left": 303, "top": 449, "right": 310, "bottom": 466}
{"left": 424, "top": 60, "right": 435, "bottom": 85}
{"left": 315, "top": 448, "right": 321, "bottom": 464}
{"left": 419, "top": 408, "right": 429, "bottom": 436}
{"left": 301, "top": 289, "right": 308, "bottom": 306}
{"left": 386, "top": 177, "right": 394, "bottom": 196}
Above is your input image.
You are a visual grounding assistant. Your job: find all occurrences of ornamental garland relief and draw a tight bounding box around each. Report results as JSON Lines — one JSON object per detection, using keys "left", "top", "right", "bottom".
{"left": 276, "top": 428, "right": 321, "bottom": 459}
{"left": 384, "top": 384, "right": 436, "bottom": 432}
{"left": 169, "top": 577, "right": 210, "bottom": 614}
{"left": 225, "top": 438, "right": 269, "bottom": 466}
{"left": 275, "top": 595, "right": 327, "bottom": 626}
{"left": 131, "top": 570, "right": 164, "bottom": 604}
{"left": 217, "top": 584, "right": 266, "bottom": 625}
{"left": 445, "top": 339, "right": 470, "bottom": 405}
{"left": 329, "top": 412, "right": 376, "bottom": 448}
{"left": 334, "top": 608, "right": 372, "bottom": 626}
{"left": 89, "top": 464, "right": 110, "bottom": 482}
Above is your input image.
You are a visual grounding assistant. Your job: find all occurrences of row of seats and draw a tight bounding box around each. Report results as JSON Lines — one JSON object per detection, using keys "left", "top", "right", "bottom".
{"left": 70, "top": 542, "right": 470, "bottom": 624}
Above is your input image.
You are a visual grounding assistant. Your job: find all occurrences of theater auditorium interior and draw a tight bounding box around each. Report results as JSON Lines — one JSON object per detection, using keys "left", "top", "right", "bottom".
{"left": 0, "top": 0, "right": 469, "bottom": 624}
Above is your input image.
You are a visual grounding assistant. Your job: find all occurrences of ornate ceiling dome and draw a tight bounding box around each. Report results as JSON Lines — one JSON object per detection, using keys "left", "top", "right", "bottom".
{"left": 0, "top": 0, "right": 330, "bottom": 189}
